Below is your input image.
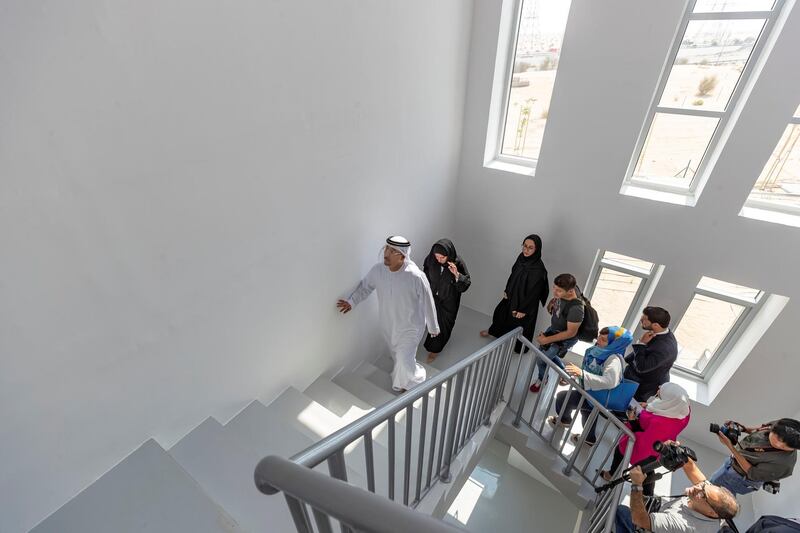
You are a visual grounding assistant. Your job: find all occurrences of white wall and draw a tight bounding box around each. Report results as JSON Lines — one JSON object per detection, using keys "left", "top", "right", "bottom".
{"left": 455, "top": 0, "right": 800, "bottom": 518}
{"left": 0, "top": 1, "right": 472, "bottom": 531}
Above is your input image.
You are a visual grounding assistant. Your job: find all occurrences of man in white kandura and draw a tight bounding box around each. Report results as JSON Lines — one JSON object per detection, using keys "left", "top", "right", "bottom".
{"left": 337, "top": 236, "right": 440, "bottom": 393}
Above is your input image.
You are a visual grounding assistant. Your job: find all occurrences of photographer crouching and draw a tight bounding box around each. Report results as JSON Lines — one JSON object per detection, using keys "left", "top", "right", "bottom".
{"left": 710, "top": 418, "right": 800, "bottom": 496}
{"left": 615, "top": 440, "right": 739, "bottom": 533}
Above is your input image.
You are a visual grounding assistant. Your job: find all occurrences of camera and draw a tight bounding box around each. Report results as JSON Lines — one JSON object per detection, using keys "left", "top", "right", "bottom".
{"left": 596, "top": 441, "right": 698, "bottom": 493}
{"left": 709, "top": 422, "right": 742, "bottom": 445}
{"left": 651, "top": 441, "right": 698, "bottom": 472}
{"left": 763, "top": 481, "right": 780, "bottom": 495}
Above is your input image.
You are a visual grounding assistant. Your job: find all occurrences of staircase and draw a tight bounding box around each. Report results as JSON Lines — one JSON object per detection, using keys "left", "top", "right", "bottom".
{"left": 30, "top": 314, "right": 632, "bottom": 533}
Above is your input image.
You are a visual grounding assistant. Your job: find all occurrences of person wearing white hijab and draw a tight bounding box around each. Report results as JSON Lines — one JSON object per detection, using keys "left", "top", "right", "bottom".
{"left": 337, "top": 236, "right": 440, "bottom": 392}
{"left": 601, "top": 382, "right": 691, "bottom": 496}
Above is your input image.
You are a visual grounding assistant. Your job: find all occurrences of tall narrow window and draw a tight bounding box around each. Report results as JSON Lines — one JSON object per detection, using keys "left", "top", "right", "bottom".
{"left": 673, "top": 276, "right": 762, "bottom": 377}
{"left": 585, "top": 251, "right": 656, "bottom": 331}
{"left": 488, "top": 0, "right": 571, "bottom": 171}
{"left": 744, "top": 104, "right": 800, "bottom": 216}
{"left": 623, "top": 0, "right": 786, "bottom": 202}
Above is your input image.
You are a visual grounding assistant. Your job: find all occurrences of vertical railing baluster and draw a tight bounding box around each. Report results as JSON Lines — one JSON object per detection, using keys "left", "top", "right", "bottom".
{"left": 499, "top": 336, "right": 516, "bottom": 401}
{"left": 592, "top": 431, "right": 622, "bottom": 485}
{"left": 514, "top": 347, "right": 538, "bottom": 427}
{"left": 414, "top": 394, "right": 428, "bottom": 503}
{"left": 388, "top": 415, "right": 395, "bottom": 500}
{"left": 564, "top": 407, "right": 599, "bottom": 476}
{"left": 580, "top": 414, "right": 613, "bottom": 476}
{"left": 458, "top": 363, "right": 478, "bottom": 447}
{"left": 285, "top": 495, "right": 312, "bottom": 533}
{"left": 312, "top": 507, "right": 334, "bottom": 533}
{"left": 436, "top": 376, "right": 454, "bottom": 479}
{"left": 559, "top": 395, "right": 586, "bottom": 457}
{"left": 477, "top": 349, "right": 499, "bottom": 426}
{"left": 535, "top": 378, "right": 559, "bottom": 435}
{"left": 403, "top": 404, "right": 413, "bottom": 506}
{"left": 549, "top": 383, "right": 574, "bottom": 447}
{"left": 452, "top": 366, "right": 471, "bottom": 453}
{"left": 327, "top": 450, "right": 348, "bottom": 484}
{"left": 440, "top": 370, "right": 465, "bottom": 482}
{"left": 426, "top": 384, "right": 442, "bottom": 489}
{"left": 467, "top": 356, "right": 488, "bottom": 435}
{"left": 363, "top": 432, "right": 375, "bottom": 493}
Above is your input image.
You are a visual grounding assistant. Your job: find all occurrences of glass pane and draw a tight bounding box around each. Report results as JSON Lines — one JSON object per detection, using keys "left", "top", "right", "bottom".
{"left": 633, "top": 112, "right": 719, "bottom": 184}
{"left": 693, "top": 0, "right": 775, "bottom": 12}
{"left": 697, "top": 276, "right": 761, "bottom": 302}
{"left": 602, "top": 251, "right": 654, "bottom": 272}
{"left": 590, "top": 267, "right": 643, "bottom": 329}
{"left": 674, "top": 294, "right": 745, "bottom": 372}
{"left": 748, "top": 124, "right": 800, "bottom": 210}
{"left": 659, "top": 19, "right": 766, "bottom": 112}
{"left": 500, "top": 0, "right": 572, "bottom": 160}
{"left": 795, "top": 104, "right": 800, "bottom": 118}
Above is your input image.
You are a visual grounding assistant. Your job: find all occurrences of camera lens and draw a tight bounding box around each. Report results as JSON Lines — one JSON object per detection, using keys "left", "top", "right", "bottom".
{"left": 652, "top": 440, "right": 663, "bottom": 452}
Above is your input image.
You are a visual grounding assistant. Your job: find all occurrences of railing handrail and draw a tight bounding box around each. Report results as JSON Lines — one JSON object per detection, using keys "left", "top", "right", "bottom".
{"left": 256, "top": 329, "right": 521, "bottom": 494}
{"left": 254, "top": 456, "right": 466, "bottom": 532}
{"left": 515, "top": 336, "right": 636, "bottom": 440}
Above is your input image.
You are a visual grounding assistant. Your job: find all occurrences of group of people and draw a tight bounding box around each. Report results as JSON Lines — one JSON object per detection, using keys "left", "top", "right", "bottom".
{"left": 337, "top": 235, "right": 799, "bottom": 532}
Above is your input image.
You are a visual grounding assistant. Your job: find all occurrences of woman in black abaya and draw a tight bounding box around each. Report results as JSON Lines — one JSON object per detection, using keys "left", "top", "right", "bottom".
{"left": 480, "top": 234, "right": 549, "bottom": 353}
{"left": 422, "top": 239, "right": 471, "bottom": 362}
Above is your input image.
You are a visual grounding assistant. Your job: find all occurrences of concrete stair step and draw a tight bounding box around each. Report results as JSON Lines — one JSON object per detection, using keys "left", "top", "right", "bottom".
{"left": 169, "top": 417, "right": 294, "bottom": 533}
{"left": 222, "top": 390, "right": 367, "bottom": 488}
{"left": 30, "top": 439, "right": 243, "bottom": 533}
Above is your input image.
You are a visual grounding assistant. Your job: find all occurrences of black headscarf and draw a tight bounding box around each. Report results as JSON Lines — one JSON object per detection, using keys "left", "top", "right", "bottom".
{"left": 425, "top": 238, "right": 458, "bottom": 287}
{"left": 505, "top": 234, "right": 549, "bottom": 312}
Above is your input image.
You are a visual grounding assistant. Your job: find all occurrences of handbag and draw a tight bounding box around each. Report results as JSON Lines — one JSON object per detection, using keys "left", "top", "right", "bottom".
{"left": 587, "top": 355, "right": 640, "bottom": 412}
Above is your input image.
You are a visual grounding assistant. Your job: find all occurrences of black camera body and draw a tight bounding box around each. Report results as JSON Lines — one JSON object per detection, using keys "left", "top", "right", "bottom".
{"left": 763, "top": 480, "right": 781, "bottom": 494}
{"left": 652, "top": 441, "right": 698, "bottom": 472}
{"left": 596, "top": 440, "right": 698, "bottom": 494}
{"left": 710, "top": 422, "right": 742, "bottom": 445}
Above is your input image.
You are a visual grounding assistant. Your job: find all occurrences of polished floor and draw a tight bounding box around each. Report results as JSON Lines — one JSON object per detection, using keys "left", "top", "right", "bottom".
{"left": 444, "top": 438, "right": 579, "bottom": 533}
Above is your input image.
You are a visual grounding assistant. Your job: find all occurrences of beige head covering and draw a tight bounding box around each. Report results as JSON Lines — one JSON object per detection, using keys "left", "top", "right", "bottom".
{"left": 645, "top": 382, "right": 690, "bottom": 419}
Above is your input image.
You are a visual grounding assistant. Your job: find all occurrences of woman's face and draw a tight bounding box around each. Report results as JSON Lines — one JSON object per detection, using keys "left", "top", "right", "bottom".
{"left": 434, "top": 252, "right": 448, "bottom": 264}
{"left": 522, "top": 239, "right": 536, "bottom": 257}
{"left": 596, "top": 334, "right": 609, "bottom": 348}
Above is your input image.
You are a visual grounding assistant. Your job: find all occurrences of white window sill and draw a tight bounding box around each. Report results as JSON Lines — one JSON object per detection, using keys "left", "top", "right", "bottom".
{"left": 739, "top": 204, "right": 800, "bottom": 228}
{"left": 620, "top": 182, "right": 698, "bottom": 207}
{"left": 483, "top": 158, "right": 535, "bottom": 177}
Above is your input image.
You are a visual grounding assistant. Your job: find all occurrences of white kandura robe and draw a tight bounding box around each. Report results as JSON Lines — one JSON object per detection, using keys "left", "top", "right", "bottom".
{"left": 347, "top": 261, "right": 440, "bottom": 391}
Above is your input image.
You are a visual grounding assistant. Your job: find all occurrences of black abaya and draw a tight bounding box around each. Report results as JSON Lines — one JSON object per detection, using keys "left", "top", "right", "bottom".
{"left": 487, "top": 234, "right": 549, "bottom": 350}
{"left": 422, "top": 239, "right": 471, "bottom": 353}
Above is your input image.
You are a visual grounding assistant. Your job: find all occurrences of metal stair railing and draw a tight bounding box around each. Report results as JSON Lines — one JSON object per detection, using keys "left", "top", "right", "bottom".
{"left": 506, "top": 336, "right": 636, "bottom": 533}
{"left": 255, "top": 329, "right": 521, "bottom": 532}
{"left": 255, "top": 456, "right": 467, "bottom": 533}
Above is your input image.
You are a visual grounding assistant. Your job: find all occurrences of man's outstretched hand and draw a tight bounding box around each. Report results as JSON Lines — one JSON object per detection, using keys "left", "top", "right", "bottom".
{"left": 337, "top": 300, "right": 352, "bottom": 314}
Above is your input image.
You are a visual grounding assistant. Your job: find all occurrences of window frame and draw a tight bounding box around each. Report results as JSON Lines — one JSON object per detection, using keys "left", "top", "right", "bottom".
{"left": 485, "top": 0, "right": 571, "bottom": 174}
{"left": 672, "top": 278, "right": 765, "bottom": 381}
{"left": 584, "top": 250, "right": 657, "bottom": 332}
{"left": 622, "top": 0, "right": 786, "bottom": 201}
{"left": 743, "top": 113, "right": 800, "bottom": 217}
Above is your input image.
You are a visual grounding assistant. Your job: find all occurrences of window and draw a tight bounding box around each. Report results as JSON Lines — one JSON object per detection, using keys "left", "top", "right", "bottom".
{"left": 673, "top": 276, "right": 763, "bottom": 377}
{"left": 486, "top": 0, "right": 572, "bottom": 172}
{"left": 744, "top": 104, "right": 800, "bottom": 216}
{"left": 585, "top": 251, "right": 657, "bottom": 331}
{"left": 623, "top": 0, "right": 786, "bottom": 202}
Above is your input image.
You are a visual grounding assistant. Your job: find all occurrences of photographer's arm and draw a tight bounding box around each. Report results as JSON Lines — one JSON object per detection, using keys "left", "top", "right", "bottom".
{"left": 717, "top": 433, "right": 753, "bottom": 474}
{"left": 681, "top": 456, "right": 707, "bottom": 486}
{"left": 627, "top": 467, "right": 652, "bottom": 531}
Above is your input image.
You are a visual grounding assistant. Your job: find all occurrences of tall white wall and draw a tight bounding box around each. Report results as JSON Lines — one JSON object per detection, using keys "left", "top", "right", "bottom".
{"left": 0, "top": 1, "right": 472, "bottom": 531}
{"left": 455, "top": 0, "right": 800, "bottom": 519}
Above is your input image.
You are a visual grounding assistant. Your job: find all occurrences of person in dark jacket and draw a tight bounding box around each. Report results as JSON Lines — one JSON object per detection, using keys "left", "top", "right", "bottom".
{"left": 480, "top": 234, "right": 549, "bottom": 353}
{"left": 422, "top": 239, "right": 471, "bottom": 362}
{"left": 624, "top": 306, "right": 678, "bottom": 402}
